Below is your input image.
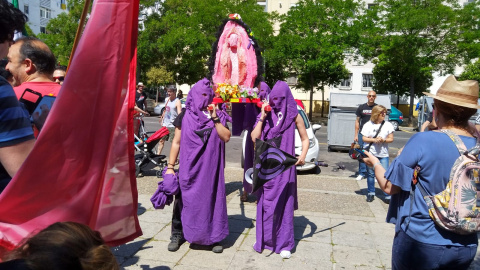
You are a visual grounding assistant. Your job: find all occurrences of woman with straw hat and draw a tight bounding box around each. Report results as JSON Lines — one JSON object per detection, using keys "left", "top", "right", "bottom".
{"left": 363, "top": 75, "right": 479, "bottom": 269}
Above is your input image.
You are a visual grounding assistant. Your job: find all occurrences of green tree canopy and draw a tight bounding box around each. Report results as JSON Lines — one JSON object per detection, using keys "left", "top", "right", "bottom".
{"left": 146, "top": 66, "right": 174, "bottom": 86}
{"left": 359, "top": 0, "right": 480, "bottom": 120}
{"left": 459, "top": 60, "right": 480, "bottom": 88}
{"left": 137, "top": 0, "right": 274, "bottom": 87}
{"left": 273, "top": 0, "right": 360, "bottom": 119}
{"left": 38, "top": 0, "right": 89, "bottom": 65}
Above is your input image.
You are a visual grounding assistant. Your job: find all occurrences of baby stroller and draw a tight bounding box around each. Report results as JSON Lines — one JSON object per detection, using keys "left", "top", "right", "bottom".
{"left": 134, "top": 124, "right": 169, "bottom": 178}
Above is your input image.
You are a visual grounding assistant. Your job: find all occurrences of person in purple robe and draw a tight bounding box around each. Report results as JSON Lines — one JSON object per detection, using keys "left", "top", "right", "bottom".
{"left": 240, "top": 81, "right": 271, "bottom": 202}
{"left": 250, "top": 80, "right": 309, "bottom": 258}
{"left": 165, "top": 78, "right": 231, "bottom": 253}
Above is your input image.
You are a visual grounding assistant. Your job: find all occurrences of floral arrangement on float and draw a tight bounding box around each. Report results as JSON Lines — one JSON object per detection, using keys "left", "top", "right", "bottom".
{"left": 214, "top": 83, "right": 239, "bottom": 102}
{"left": 239, "top": 86, "right": 258, "bottom": 99}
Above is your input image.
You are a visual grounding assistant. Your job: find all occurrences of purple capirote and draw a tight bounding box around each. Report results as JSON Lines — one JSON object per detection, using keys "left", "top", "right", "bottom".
{"left": 178, "top": 78, "right": 230, "bottom": 245}
{"left": 242, "top": 81, "right": 272, "bottom": 194}
{"left": 253, "top": 80, "right": 298, "bottom": 254}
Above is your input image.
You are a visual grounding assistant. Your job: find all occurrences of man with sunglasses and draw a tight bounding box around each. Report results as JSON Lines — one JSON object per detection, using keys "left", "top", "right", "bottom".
{"left": 354, "top": 91, "right": 377, "bottom": 181}
{"left": 6, "top": 37, "right": 61, "bottom": 100}
{"left": 0, "top": 0, "right": 35, "bottom": 193}
{"left": 53, "top": 65, "right": 66, "bottom": 85}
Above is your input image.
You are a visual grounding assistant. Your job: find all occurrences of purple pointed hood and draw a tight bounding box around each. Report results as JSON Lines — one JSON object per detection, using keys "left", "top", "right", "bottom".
{"left": 258, "top": 81, "right": 271, "bottom": 101}
{"left": 264, "top": 81, "right": 298, "bottom": 139}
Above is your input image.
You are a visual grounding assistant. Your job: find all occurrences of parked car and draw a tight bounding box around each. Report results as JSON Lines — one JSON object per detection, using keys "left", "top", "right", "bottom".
{"left": 153, "top": 98, "right": 186, "bottom": 116}
{"left": 153, "top": 101, "right": 166, "bottom": 116}
{"left": 241, "top": 104, "right": 322, "bottom": 171}
{"left": 145, "top": 98, "right": 156, "bottom": 114}
{"left": 388, "top": 106, "right": 403, "bottom": 131}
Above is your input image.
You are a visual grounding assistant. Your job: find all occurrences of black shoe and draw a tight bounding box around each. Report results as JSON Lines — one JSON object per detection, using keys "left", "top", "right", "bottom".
{"left": 168, "top": 234, "right": 185, "bottom": 252}
{"left": 211, "top": 243, "right": 223, "bottom": 253}
{"left": 384, "top": 196, "right": 391, "bottom": 204}
{"left": 366, "top": 195, "right": 375, "bottom": 202}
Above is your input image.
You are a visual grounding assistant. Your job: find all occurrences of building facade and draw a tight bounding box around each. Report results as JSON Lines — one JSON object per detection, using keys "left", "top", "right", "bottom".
{"left": 8, "top": 0, "right": 67, "bottom": 35}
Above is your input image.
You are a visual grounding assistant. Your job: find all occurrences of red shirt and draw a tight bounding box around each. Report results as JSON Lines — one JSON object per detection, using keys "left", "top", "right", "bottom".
{"left": 14, "top": 81, "right": 61, "bottom": 101}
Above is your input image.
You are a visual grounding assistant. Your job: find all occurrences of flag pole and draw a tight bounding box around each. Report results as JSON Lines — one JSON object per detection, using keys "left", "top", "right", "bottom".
{"left": 66, "top": 0, "right": 92, "bottom": 72}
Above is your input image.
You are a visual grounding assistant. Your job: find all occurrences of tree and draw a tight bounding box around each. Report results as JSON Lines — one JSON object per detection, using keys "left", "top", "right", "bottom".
{"left": 359, "top": 0, "right": 480, "bottom": 121}
{"left": 459, "top": 60, "right": 480, "bottom": 88}
{"left": 273, "top": 0, "right": 360, "bottom": 119}
{"left": 372, "top": 38, "right": 433, "bottom": 108}
{"left": 137, "top": 0, "right": 274, "bottom": 86}
{"left": 38, "top": 0, "right": 90, "bottom": 65}
{"left": 145, "top": 66, "right": 174, "bottom": 102}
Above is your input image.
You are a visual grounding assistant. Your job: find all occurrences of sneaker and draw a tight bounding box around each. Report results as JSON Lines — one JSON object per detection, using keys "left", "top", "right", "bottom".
{"left": 356, "top": 175, "right": 364, "bottom": 181}
{"left": 168, "top": 235, "right": 185, "bottom": 252}
{"left": 384, "top": 196, "right": 391, "bottom": 204}
{"left": 366, "top": 195, "right": 375, "bottom": 202}
{"left": 212, "top": 243, "right": 223, "bottom": 253}
{"left": 280, "top": 250, "right": 291, "bottom": 259}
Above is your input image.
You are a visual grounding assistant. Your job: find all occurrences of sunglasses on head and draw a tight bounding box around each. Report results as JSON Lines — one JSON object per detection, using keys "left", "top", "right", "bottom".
{"left": 54, "top": 76, "right": 64, "bottom": 81}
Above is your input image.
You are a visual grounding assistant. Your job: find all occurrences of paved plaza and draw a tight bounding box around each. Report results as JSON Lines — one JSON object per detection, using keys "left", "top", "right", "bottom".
{"left": 113, "top": 163, "right": 480, "bottom": 270}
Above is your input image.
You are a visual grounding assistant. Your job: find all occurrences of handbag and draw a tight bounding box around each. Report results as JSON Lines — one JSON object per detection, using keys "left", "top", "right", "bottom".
{"left": 349, "top": 121, "right": 385, "bottom": 160}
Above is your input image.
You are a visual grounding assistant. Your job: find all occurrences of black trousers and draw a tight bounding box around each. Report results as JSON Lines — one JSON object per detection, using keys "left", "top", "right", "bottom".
{"left": 171, "top": 190, "right": 183, "bottom": 238}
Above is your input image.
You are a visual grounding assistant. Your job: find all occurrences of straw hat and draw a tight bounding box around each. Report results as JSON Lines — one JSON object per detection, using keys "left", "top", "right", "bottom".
{"left": 137, "top": 82, "right": 144, "bottom": 86}
{"left": 423, "top": 75, "right": 480, "bottom": 109}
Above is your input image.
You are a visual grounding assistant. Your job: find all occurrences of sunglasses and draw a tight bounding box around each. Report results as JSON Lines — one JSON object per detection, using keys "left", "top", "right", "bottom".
{"left": 368, "top": 95, "right": 376, "bottom": 97}
{"left": 380, "top": 111, "right": 386, "bottom": 115}
{"left": 54, "top": 76, "right": 65, "bottom": 81}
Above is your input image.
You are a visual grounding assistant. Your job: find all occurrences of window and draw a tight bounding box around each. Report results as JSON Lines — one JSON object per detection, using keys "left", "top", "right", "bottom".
{"left": 362, "top": 74, "right": 374, "bottom": 88}
{"left": 367, "top": 3, "right": 377, "bottom": 9}
{"left": 257, "top": 1, "right": 267, "bottom": 12}
{"left": 24, "top": 5, "right": 29, "bottom": 15}
{"left": 40, "top": 27, "right": 46, "bottom": 34}
{"left": 286, "top": 76, "right": 297, "bottom": 86}
{"left": 339, "top": 73, "right": 352, "bottom": 89}
{"left": 40, "top": 8, "right": 51, "bottom": 19}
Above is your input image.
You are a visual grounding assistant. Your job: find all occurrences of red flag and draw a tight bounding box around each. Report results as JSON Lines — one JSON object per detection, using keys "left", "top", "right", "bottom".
{"left": 0, "top": 0, "right": 142, "bottom": 251}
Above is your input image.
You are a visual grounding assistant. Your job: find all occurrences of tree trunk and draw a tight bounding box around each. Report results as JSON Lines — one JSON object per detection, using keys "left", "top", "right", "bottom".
{"left": 309, "top": 73, "right": 314, "bottom": 121}
{"left": 409, "top": 75, "right": 415, "bottom": 124}
{"left": 321, "top": 84, "right": 325, "bottom": 118}
{"left": 396, "top": 93, "right": 400, "bottom": 108}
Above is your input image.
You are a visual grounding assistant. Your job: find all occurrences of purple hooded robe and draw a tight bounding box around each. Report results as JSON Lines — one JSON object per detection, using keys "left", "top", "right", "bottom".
{"left": 241, "top": 81, "right": 272, "bottom": 194}
{"left": 253, "top": 81, "right": 298, "bottom": 254}
{"left": 178, "top": 78, "right": 230, "bottom": 245}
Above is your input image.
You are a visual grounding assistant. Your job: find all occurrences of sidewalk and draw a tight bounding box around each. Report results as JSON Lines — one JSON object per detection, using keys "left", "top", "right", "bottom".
{"left": 113, "top": 166, "right": 480, "bottom": 270}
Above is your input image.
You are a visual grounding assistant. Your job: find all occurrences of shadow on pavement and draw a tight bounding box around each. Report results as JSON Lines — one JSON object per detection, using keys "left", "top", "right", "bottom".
{"left": 225, "top": 181, "right": 242, "bottom": 197}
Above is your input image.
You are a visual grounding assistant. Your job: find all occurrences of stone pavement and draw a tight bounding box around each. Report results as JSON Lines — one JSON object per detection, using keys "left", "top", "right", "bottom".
{"left": 113, "top": 164, "right": 480, "bottom": 270}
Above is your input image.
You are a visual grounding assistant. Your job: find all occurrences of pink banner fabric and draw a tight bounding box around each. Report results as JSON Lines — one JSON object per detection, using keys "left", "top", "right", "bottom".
{"left": 0, "top": 0, "right": 142, "bottom": 252}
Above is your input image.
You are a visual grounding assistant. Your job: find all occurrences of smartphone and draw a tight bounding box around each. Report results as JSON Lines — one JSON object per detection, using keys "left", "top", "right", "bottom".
{"left": 19, "top": 88, "right": 42, "bottom": 115}
{"left": 354, "top": 148, "right": 367, "bottom": 158}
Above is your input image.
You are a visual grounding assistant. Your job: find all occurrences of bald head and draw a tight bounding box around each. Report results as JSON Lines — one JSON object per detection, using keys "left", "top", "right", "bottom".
{"left": 16, "top": 37, "right": 56, "bottom": 75}
{"left": 367, "top": 90, "right": 376, "bottom": 105}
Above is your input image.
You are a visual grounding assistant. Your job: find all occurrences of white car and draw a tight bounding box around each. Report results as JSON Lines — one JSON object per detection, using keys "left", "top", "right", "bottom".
{"left": 242, "top": 105, "right": 322, "bottom": 171}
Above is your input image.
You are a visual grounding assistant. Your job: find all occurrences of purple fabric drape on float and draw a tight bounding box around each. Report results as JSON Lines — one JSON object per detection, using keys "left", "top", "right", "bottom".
{"left": 253, "top": 81, "right": 298, "bottom": 254}
{"left": 178, "top": 78, "right": 230, "bottom": 245}
{"left": 242, "top": 81, "right": 272, "bottom": 194}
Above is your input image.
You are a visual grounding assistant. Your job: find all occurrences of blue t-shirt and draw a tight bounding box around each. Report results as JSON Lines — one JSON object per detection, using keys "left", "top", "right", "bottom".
{"left": 0, "top": 77, "right": 35, "bottom": 192}
{"left": 385, "top": 131, "right": 478, "bottom": 246}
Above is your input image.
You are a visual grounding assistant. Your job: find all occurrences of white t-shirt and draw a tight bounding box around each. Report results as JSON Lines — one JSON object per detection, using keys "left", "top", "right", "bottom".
{"left": 360, "top": 120, "right": 395, "bottom": 158}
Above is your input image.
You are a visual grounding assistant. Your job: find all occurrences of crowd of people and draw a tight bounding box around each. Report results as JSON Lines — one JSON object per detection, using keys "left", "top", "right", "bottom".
{"left": 1, "top": 1, "right": 479, "bottom": 269}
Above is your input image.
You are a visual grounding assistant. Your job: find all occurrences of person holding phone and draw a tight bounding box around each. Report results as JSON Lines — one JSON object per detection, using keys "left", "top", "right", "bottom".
{"left": 361, "top": 105, "right": 394, "bottom": 203}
